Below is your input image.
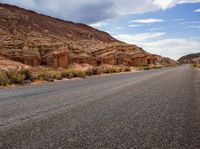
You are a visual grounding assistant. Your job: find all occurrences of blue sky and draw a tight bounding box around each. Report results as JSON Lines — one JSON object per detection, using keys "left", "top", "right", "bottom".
{"left": 91, "top": 3, "right": 200, "bottom": 60}
{"left": 0, "top": 0, "right": 200, "bottom": 59}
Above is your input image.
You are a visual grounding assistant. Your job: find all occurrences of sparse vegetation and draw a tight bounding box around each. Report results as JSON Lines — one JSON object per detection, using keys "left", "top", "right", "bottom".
{"left": 0, "top": 69, "right": 32, "bottom": 86}
{"left": 85, "top": 65, "right": 131, "bottom": 76}
{"left": 37, "top": 70, "right": 61, "bottom": 81}
{"left": 140, "top": 65, "right": 163, "bottom": 70}
{"left": 0, "top": 66, "right": 132, "bottom": 86}
{"left": 193, "top": 64, "right": 200, "bottom": 69}
{"left": 0, "top": 70, "right": 10, "bottom": 86}
{"left": 61, "top": 69, "right": 86, "bottom": 79}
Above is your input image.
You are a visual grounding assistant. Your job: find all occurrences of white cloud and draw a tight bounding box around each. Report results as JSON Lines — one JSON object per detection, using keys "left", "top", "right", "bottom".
{"left": 149, "top": 27, "right": 165, "bottom": 31}
{"left": 115, "top": 27, "right": 124, "bottom": 30}
{"left": 90, "top": 22, "right": 108, "bottom": 28}
{"left": 1, "top": 0, "right": 200, "bottom": 23}
{"left": 114, "top": 33, "right": 200, "bottom": 60}
{"left": 173, "top": 18, "right": 184, "bottom": 22}
{"left": 130, "top": 19, "right": 164, "bottom": 24}
{"left": 128, "top": 24, "right": 142, "bottom": 28}
{"left": 142, "top": 38, "right": 200, "bottom": 60}
{"left": 178, "top": 21, "right": 200, "bottom": 25}
{"left": 114, "top": 32, "right": 166, "bottom": 43}
{"left": 189, "top": 25, "right": 200, "bottom": 29}
{"left": 153, "top": 0, "right": 200, "bottom": 9}
{"left": 194, "top": 9, "right": 200, "bottom": 12}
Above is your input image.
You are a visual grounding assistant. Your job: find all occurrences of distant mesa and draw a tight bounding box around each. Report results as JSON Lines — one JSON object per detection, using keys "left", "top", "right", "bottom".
{"left": 0, "top": 3, "right": 176, "bottom": 69}
{"left": 178, "top": 53, "right": 200, "bottom": 64}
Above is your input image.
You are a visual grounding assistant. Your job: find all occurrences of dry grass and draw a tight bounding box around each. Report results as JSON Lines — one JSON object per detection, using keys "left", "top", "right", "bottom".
{"left": 0, "top": 69, "right": 32, "bottom": 86}
{"left": 61, "top": 69, "right": 86, "bottom": 79}
{"left": 85, "top": 65, "right": 131, "bottom": 76}
{"left": 0, "top": 65, "right": 132, "bottom": 86}
{"left": 193, "top": 64, "right": 200, "bottom": 69}
{"left": 139, "top": 65, "right": 163, "bottom": 70}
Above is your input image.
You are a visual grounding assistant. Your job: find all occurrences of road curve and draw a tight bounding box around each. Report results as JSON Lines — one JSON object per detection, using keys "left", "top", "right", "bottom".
{"left": 0, "top": 65, "right": 200, "bottom": 149}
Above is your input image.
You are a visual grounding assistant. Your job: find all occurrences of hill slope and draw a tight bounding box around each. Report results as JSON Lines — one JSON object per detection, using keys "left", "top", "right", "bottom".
{"left": 0, "top": 3, "right": 175, "bottom": 68}
{"left": 178, "top": 53, "right": 200, "bottom": 64}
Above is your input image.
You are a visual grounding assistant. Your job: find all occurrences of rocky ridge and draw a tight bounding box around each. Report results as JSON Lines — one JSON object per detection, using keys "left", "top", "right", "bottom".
{"left": 0, "top": 3, "right": 176, "bottom": 69}
{"left": 178, "top": 53, "right": 200, "bottom": 64}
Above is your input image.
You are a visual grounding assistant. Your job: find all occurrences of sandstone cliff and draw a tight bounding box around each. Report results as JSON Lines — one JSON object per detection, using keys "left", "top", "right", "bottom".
{"left": 0, "top": 3, "right": 175, "bottom": 68}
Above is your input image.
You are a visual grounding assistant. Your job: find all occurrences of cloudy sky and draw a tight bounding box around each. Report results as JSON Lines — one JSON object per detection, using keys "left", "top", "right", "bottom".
{"left": 0, "top": 0, "right": 200, "bottom": 59}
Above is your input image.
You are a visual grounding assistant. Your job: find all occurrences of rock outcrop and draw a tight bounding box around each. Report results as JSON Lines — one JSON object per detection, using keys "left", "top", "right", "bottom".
{"left": 0, "top": 3, "right": 175, "bottom": 68}
{"left": 0, "top": 56, "right": 29, "bottom": 71}
{"left": 178, "top": 53, "right": 200, "bottom": 64}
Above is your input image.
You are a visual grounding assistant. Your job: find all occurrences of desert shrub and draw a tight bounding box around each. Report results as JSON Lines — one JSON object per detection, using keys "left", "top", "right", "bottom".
{"left": 120, "top": 66, "right": 131, "bottom": 72}
{"left": 21, "top": 69, "right": 33, "bottom": 80}
{"left": 0, "top": 70, "right": 10, "bottom": 86}
{"left": 0, "top": 69, "right": 33, "bottom": 85}
{"left": 100, "top": 65, "right": 130, "bottom": 74}
{"left": 38, "top": 71, "right": 61, "bottom": 81}
{"left": 85, "top": 66, "right": 131, "bottom": 76}
{"left": 193, "top": 64, "right": 200, "bottom": 68}
{"left": 151, "top": 66, "right": 162, "bottom": 69}
{"left": 61, "top": 70, "right": 74, "bottom": 79}
{"left": 85, "top": 67, "right": 101, "bottom": 76}
{"left": 92, "top": 67, "right": 102, "bottom": 75}
{"left": 101, "top": 66, "right": 114, "bottom": 74}
{"left": 143, "top": 66, "right": 150, "bottom": 70}
{"left": 6, "top": 70, "right": 26, "bottom": 84}
{"left": 16, "top": 73, "right": 26, "bottom": 84}
{"left": 71, "top": 70, "right": 86, "bottom": 78}
{"left": 61, "top": 69, "right": 86, "bottom": 79}
{"left": 85, "top": 68, "right": 94, "bottom": 76}
{"left": 55, "top": 73, "right": 62, "bottom": 80}
{"left": 6, "top": 70, "right": 18, "bottom": 83}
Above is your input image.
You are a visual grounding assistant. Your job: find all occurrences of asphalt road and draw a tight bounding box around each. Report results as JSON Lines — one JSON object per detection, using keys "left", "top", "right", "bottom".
{"left": 0, "top": 65, "right": 200, "bottom": 149}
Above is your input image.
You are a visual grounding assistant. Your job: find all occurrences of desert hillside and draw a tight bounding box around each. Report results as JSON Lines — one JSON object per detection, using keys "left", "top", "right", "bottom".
{"left": 178, "top": 53, "right": 200, "bottom": 64}
{"left": 0, "top": 3, "right": 176, "bottom": 69}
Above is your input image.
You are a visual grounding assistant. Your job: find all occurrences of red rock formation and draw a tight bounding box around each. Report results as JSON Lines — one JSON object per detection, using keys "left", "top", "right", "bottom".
{"left": 53, "top": 51, "right": 69, "bottom": 68}
{"left": 0, "top": 57, "right": 29, "bottom": 71}
{"left": 0, "top": 3, "right": 176, "bottom": 68}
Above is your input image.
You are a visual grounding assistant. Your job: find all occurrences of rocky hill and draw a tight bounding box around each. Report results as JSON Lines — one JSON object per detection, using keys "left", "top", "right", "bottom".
{"left": 0, "top": 3, "right": 176, "bottom": 69}
{"left": 178, "top": 53, "right": 200, "bottom": 64}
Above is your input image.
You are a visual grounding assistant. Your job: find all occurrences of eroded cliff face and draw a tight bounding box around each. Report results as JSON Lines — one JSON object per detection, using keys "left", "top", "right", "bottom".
{"left": 0, "top": 3, "right": 175, "bottom": 68}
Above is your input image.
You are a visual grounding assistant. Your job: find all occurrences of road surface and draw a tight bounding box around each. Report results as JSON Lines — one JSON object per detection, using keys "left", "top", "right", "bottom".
{"left": 0, "top": 65, "right": 200, "bottom": 149}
